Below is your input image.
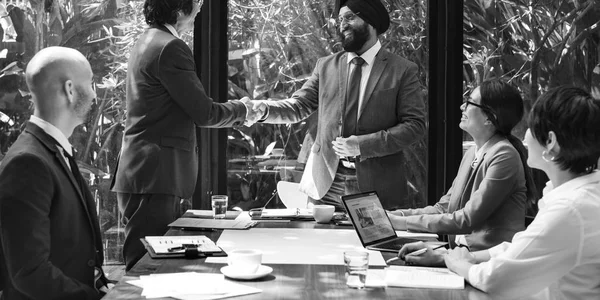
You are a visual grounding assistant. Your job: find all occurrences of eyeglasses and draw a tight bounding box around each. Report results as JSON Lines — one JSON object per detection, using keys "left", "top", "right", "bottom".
{"left": 337, "top": 12, "right": 360, "bottom": 24}
{"left": 463, "top": 97, "right": 498, "bottom": 124}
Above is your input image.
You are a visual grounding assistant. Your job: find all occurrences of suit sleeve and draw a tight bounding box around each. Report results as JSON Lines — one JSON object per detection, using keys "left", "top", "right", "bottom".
{"left": 401, "top": 181, "right": 454, "bottom": 217}
{"left": 158, "top": 39, "right": 246, "bottom": 127}
{"left": 0, "top": 154, "right": 99, "bottom": 300}
{"left": 261, "top": 58, "right": 321, "bottom": 124}
{"left": 405, "top": 147, "right": 522, "bottom": 234}
{"left": 356, "top": 62, "right": 426, "bottom": 158}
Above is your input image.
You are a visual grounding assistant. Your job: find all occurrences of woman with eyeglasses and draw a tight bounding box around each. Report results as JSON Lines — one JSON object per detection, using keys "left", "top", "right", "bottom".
{"left": 388, "top": 79, "right": 537, "bottom": 252}
{"left": 399, "top": 86, "right": 600, "bottom": 299}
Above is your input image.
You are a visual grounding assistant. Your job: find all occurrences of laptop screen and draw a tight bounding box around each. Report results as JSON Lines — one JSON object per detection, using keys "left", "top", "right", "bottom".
{"left": 342, "top": 192, "right": 397, "bottom": 245}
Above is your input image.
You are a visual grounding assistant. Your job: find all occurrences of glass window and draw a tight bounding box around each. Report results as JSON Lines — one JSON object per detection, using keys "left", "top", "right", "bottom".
{"left": 226, "top": 0, "right": 429, "bottom": 209}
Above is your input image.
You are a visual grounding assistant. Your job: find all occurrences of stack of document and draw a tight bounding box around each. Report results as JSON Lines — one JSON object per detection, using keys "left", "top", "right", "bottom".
{"left": 168, "top": 218, "right": 257, "bottom": 230}
{"left": 127, "top": 272, "right": 261, "bottom": 299}
{"left": 385, "top": 266, "right": 464, "bottom": 289}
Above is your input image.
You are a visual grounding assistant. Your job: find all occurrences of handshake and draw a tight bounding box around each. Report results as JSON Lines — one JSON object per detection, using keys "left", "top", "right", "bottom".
{"left": 240, "top": 97, "right": 269, "bottom": 126}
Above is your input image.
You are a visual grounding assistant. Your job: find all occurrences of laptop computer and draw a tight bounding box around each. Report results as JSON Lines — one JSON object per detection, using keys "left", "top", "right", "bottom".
{"left": 341, "top": 191, "right": 446, "bottom": 253}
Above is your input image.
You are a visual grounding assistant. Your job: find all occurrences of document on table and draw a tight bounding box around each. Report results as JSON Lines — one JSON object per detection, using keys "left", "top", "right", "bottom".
{"left": 144, "top": 236, "right": 221, "bottom": 254}
{"left": 127, "top": 272, "right": 261, "bottom": 299}
{"left": 168, "top": 218, "right": 256, "bottom": 230}
{"left": 395, "top": 230, "right": 439, "bottom": 240}
{"left": 386, "top": 266, "right": 464, "bottom": 289}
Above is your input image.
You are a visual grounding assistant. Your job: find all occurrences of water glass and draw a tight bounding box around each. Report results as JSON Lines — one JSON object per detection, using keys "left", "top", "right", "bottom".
{"left": 211, "top": 195, "right": 228, "bottom": 219}
{"left": 343, "top": 250, "right": 369, "bottom": 289}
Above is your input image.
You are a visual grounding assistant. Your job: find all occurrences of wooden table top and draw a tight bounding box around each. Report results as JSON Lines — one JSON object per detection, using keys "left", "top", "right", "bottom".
{"left": 103, "top": 221, "right": 493, "bottom": 300}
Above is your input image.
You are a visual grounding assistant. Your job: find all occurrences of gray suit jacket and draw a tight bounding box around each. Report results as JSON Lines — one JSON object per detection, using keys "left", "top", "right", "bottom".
{"left": 262, "top": 49, "right": 426, "bottom": 209}
{"left": 111, "top": 25, "right": 247, "bottom": 198}
{"left": 402, "top": 135, "right": 527, "bottom": 251}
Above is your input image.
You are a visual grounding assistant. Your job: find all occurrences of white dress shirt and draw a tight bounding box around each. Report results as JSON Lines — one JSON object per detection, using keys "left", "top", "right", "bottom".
{"left": 29, "top": 116, "right": 73, "bottom": 169}
{"left": 346, "top": 40, "right": 381, "bottom": 120}
{"left": 468, "top": 170, "right": 600, "bottom": 299}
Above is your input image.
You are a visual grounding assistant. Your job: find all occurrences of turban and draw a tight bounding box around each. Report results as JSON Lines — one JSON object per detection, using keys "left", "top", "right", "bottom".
{"left": 336, "top": 0, "right": 390, "bottom": 34}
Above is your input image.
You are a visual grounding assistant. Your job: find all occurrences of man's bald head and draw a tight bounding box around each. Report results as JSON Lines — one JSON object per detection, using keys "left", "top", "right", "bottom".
{"left": 26, "top": 46, "right": 91, "bottom": 98}
{"left": 25, "top": 47, "right": 96, "bottom": 132}
{"left": 26, "top": 47, "right": 96, "bottom": 131}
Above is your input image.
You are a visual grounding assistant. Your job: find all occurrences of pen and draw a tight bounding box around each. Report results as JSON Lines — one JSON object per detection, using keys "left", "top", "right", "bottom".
{"left": 406, "top": 247, "right": 427, "bottom": 257}
{"left": 385, "top": 247, "right": 428, "bottom": 264}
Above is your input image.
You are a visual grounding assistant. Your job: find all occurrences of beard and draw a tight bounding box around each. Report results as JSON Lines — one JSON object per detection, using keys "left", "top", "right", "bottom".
{"left": 73, "top": 85, "right": 94, "bottom": 121}
{"left": 340, "top": 22, "right": 370, "bottom": 53}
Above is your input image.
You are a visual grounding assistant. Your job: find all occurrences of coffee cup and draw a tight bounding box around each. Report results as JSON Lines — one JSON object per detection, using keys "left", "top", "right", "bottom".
{"left": 227, "top": 249, "right": 262, "bottom": 274}
{"left": 313, "top": 204, "right": 335, "bottom": 223}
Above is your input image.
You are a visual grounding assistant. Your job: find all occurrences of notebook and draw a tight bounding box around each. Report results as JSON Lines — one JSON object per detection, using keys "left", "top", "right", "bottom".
{"left": 386, "top": 266, "right": 464, "bottom": 289}
{"left": 141, "top": 235, "right": 227, "bottom": 259}
{"left": 341, "top": 191, "right": 446, "bottom": 253}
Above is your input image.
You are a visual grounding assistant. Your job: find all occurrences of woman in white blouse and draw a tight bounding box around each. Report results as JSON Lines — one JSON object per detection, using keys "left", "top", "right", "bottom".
{"left": 398, "top": 85, "right": 600, "bottom": 299}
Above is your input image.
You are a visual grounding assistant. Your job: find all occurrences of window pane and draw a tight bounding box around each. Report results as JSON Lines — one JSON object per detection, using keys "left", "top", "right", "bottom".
{"left": 226, "top": 0, "right": 429, "bottom": 210}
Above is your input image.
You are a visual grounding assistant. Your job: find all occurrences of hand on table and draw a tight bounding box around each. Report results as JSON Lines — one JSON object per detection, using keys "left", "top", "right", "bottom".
{"left": 398, "top": 241, "right": 447, "bottom": 267}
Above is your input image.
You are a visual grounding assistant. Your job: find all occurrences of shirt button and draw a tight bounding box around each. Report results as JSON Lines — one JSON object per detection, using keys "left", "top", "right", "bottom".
{"left": 87, "top": 259, "right": 95, "bottom": 267}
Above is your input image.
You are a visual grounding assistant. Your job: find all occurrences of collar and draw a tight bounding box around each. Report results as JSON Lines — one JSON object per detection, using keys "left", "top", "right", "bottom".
{"left": 29, "top": 115, "right": 73, "bottom": 156}
{"left": 164, "top": 23, "right": 180, "bottom": 39}
{"left": 347, "top": 40, "right": 381, "bottom": 66}
{"left": 542, "top": 170, "right": 600, "bottom": 200}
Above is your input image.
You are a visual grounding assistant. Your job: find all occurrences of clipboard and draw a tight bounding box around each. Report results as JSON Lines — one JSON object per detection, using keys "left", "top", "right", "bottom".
{"left": 141, "top": 236, "right": 228, "bottom": 259}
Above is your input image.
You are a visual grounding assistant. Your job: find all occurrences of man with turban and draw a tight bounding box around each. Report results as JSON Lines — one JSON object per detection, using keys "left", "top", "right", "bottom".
{"left": 245, "top": 0, "right": 426, "bottom": 210}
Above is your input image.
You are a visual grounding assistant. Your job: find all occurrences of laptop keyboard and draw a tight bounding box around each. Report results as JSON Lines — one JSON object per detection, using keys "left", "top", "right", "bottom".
{"left": 376, "top": 239, "right": 406, "bottom": 250}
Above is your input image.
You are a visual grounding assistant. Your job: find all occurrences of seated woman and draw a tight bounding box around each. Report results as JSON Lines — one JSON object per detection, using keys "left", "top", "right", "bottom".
{"left": 399, "top": 85, "right": 600, "bottom": 299}
{"left": 388, "top": 79, "right": 536, "bottom": 251}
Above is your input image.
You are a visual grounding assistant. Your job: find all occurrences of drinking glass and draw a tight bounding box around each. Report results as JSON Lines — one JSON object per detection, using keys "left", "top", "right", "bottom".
{"left": 211, "top": 195, "right": 228, "bottom": 219}
{"left": 343, "top": 250, "right": 369, "bottom": 289}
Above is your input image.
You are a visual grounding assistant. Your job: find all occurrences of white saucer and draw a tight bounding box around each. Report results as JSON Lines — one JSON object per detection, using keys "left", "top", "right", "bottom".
{"left": 221, "top": 265, "right": 273, "bottom": 280}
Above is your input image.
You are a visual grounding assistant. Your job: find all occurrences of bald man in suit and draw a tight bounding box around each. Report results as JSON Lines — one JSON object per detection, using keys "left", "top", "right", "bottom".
{"left": 0, "top": 47, "right": 108, "bottom": 299}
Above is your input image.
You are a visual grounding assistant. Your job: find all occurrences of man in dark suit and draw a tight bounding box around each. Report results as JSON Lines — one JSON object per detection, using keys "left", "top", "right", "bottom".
{"left": 248, "top": 0, "right": 426, "bottom": 210}
{"left": 110, "top": 0, "right": 261, "bottom": 270}
{"left": 0, "top": 47, "right": 108, "bottom": 299}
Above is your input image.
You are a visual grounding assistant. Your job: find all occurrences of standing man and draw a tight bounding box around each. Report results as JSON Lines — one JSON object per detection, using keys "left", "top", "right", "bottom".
{"left": 249, "top": 0, "right": 426, "bottom": 210}
{"left": 0, "top": 47, "right": 108, "bottom": 299}
{"left": 111, "top": 0, "right": 260, "bottom": 270}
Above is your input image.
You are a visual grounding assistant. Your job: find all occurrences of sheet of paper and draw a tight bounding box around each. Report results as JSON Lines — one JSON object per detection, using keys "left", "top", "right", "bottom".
{"left": 126, "top": 272, "right": 261, "bottom": 299}
{"left": 385, "top": 266, "right": 464, "bottom": 289}
{"left": 183, "top": 210, "right": 241, "bottom": 220}
{"left": 205, "top": 228, "right": 386, "bottom": 266}
{"left": 277, "top": 181, "right": 308, "bottom": 208}
{"left": 260, "top": 208, "right": 313, "bottom": 218}
{"left": 169, "top": 218, "right": 256, "bottom": 230}
{"left": 144, "top": 236, "right": 221, "bottom": 254}
{"left": 395, "top": 230, "right": 439, "bottom": 240}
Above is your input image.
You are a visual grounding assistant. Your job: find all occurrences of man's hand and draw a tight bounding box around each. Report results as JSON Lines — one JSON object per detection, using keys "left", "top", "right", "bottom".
{"left": 240, "top": 97, "right": 268, "bottom": 126}
{"left": 398, "top": 241, "right": 447, "bottom": 267}
{"left": 386, "top": 212, "right": 408, "bottom": 230}
{"left": 332, "top": 136, "right": 360, "bottom": 157}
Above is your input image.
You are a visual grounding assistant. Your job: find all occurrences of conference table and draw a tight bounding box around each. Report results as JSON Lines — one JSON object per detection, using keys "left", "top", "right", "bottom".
{"left": 103, "top": 219, "right": 493, "bottom": 300}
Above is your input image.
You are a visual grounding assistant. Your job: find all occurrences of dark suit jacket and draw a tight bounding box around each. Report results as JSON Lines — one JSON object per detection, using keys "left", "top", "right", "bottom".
{"left": 402, "top": 135, "right": 527, "bottom": 251}
{"left": 0, "top": 122, "right": 103, "bottom": 300}
{"left": 111, "top": 25, "right": 247, "bottom": 198}
{"left": 263, "top": 49, "right": 426, "bottom": 209}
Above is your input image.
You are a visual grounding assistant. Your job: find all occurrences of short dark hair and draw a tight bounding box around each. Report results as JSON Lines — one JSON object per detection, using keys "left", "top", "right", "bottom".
{"left": 529, "top": 86, "right": 600, "bottom": 174}
{"left": 143, "top": 0, "right": 195, "bottom": 26}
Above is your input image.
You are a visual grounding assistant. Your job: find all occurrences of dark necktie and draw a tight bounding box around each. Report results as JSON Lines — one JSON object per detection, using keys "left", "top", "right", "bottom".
{"left": 342, "top": 56, "right": 365, "bottom": 138}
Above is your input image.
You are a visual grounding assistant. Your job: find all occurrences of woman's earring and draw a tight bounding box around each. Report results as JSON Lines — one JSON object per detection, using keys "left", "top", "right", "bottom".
{"left": 542, "top": 150, "right": 555, "bottom": 162}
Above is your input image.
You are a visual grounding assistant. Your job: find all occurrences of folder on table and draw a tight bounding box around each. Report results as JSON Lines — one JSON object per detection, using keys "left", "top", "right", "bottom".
{"left": 141, "top": 235, "right": 228, "bottom": 259}
{"left": 252, "top": 208, "right": 313, "bottom": 220}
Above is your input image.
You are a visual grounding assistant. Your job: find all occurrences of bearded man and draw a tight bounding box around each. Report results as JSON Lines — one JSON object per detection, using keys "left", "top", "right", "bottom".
{"left": 246, "top": 0, "right": 426, "bottom": 210}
